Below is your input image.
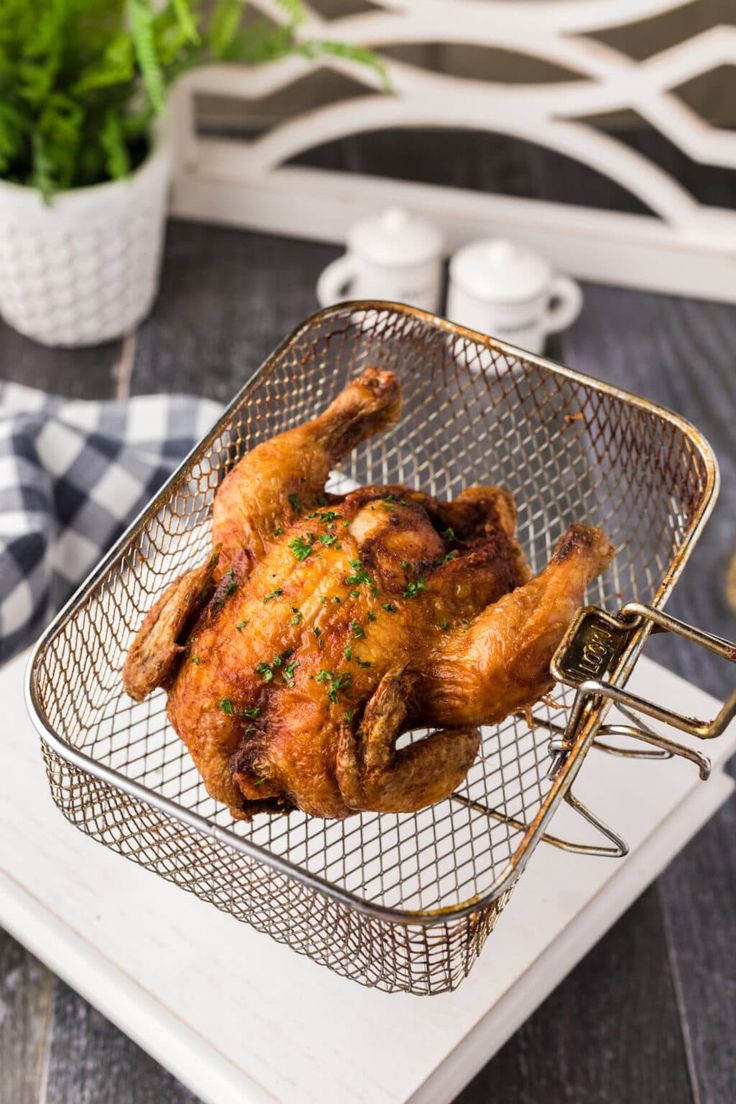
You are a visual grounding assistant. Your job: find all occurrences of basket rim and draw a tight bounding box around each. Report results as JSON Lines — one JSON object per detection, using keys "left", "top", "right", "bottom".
{"left": 25, "top": 301, "right": 720, "bottom": 926}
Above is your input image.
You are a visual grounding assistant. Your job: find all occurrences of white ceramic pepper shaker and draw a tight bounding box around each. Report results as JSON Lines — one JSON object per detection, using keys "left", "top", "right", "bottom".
{"left": 446, "top": 239, "right": 582, "bottom": 353}
{"left": 316, "top": 208, "right": 443, "bottom": 313}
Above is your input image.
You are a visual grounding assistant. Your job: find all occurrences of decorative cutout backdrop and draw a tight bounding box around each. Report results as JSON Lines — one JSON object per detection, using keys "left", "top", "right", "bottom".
{"left": 170, "top": 0, "right": 736, "bottom": 301}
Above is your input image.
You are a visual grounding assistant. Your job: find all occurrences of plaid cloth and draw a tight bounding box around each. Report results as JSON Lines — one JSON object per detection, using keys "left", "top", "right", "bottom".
{"left": 0, "top": 382, "right": 220, "bottom": 662}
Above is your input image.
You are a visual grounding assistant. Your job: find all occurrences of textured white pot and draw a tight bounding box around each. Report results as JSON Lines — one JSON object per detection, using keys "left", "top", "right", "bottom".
{"left": 0, "top": 130, "right": 172, "bottom": 347}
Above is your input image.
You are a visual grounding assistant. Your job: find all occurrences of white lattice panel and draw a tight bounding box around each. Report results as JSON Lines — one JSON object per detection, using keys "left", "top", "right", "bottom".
{"left": 169, "top": 0, "right": 736, "bottom": 301}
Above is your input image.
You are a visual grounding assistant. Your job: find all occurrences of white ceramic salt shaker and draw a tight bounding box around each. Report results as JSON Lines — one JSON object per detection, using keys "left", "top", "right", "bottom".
{"left": 316, "top": 208, "right": 443, "bottom": 312}
{"left": 446, "top": 239, "right": 582, "bottom": 353}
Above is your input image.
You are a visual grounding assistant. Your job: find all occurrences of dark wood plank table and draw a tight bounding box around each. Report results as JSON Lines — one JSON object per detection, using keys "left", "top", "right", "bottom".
{"left": 1, "top": 143, "right": 735, "bottom": 1104}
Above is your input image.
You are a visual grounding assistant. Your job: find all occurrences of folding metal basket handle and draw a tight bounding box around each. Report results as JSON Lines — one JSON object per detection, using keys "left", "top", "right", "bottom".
{"left": 550, "top": 601, "right": 736, "bottom": 781}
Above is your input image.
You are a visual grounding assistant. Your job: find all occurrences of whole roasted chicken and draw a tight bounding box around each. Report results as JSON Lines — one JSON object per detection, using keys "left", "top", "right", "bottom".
{"left": 124, "top": 369, "right": 614, "bottom": 820}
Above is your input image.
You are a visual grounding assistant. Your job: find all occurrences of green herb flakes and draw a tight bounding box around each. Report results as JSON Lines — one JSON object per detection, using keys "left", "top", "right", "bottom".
{"left": 316, "top": 669, "right": 352, "bottom": 703}
{"left": 263, "top": 588, "right": 283, "bottom": 603}
{"left": 289, "top": 534, "right": 315, "bottom": 561}
{"left": 403, "top": 577, "right": 427, "bottom": 599}
{"left": 346, "top": 560, "right": 373, "bottom": 587}
{"left": 218, "top": 698, "right": 234, "bottom": 714}
{"left": 283, "top": 659, "right": 300, "bottom": 686}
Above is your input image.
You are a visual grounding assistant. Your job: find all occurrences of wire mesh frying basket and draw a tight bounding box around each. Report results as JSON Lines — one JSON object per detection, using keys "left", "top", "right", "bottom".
{"left": 27, "top": 303, "right": 736, "bottom": 995}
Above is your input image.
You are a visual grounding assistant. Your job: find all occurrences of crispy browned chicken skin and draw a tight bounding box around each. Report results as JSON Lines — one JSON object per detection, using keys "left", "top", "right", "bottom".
{"left": 123, "top": 369, "right": 614, "bottom": 819}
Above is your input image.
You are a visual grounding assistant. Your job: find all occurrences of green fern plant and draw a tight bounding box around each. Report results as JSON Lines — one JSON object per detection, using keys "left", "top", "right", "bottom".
{"left": 0, "top": 0, "right": 388, "bottom": 199}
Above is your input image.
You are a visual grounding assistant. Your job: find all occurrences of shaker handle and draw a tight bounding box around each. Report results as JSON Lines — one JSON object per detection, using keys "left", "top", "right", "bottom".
{"left": 543, "top": 275, "right": 583, "bottom": 335}
{"left": 316, "top": 254, "right": 358, "bottom": 308}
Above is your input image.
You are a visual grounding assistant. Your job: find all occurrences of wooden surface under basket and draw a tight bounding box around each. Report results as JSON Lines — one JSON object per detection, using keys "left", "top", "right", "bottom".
{"left": 26, "top": 303, "right": 717, "bottom": 994}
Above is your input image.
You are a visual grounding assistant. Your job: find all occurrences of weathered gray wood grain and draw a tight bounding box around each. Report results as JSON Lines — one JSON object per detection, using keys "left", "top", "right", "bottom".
{"left": 0, "top": 320, "right": 121, "bottom": 401}
{"left": 659, "top": 783, "right": 736, "bottom": 1104}
{"left": 0, "top": 932, "right": 56, "bottom": 1104}
{"left": 43, "top": 980, "right": 200, "bottom": 1104}
{"left": 131, "top": 220, "right": 336, "bottom": 401}
{"left": 457, "top": 887, "right": 694, "bottom": 1104}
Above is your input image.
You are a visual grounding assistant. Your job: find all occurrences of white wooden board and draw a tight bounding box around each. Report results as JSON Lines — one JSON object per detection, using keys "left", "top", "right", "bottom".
{"left": 1, "top": 648, "right": 734, "bottom": 1104}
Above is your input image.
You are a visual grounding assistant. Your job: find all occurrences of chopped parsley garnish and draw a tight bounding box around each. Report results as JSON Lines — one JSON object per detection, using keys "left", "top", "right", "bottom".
{"left": 309, "top": 509, "right": 340, "bottom": 524}
{"left": 236, "top": 619, "right": 249, "bottom": 632}
{"left": 288, "top": 493, "right": 301, "bottom": 512}
{"left": 254, "top": 777, "right": 267, "bottom": 787}
{"left": 355, "top": 656, "right": 372, "bottom": 668}
{"left": 289, "top": 534, "right": 315, "bottom": 561}
{"left": 290, "top": 607, "right": 303, "bottom": 625}
{"left": 316, "top": 669, "right": 353, "bottom": 703}
{"left": 441, "top": 526, "right": 455, "bottom": 540}
{"left": 367, "top": 611, "right": 377, "bottom": 622}
{"left": 273, "top": 527, "right": 283, "bottom": 537}
{"left": 400, "top": 560, "right": 410, "bottom": 570}
{"left": 333, "top": 596, "right": 342, "bottom": 604}
{"left": 382, "top": 602, "right": 397, "bottom": 613}
{"left": 403, "top": 577, "right": 427, "bottom": 599}
{"left": 223, "top": 569, "right": 238, "bottom": 596}
{"left": 319, "top": 533, "right": 338, "bottom": 547}
{"left": 350, "top": 589, "right": 360, "bottom": 598}
{"left": 255, "top": 662, "right": 274, "bottom": 681}
{"left": 350, "top": 620, "right": 366, "bottom": 639}
{"left": 218, "top": 698, "right": 234, "bottom": 714}
{"left": 344, "top": 645, "right": 353, "bottom": 660}
{"left": 345, "top": 560, "right": 373, "bottom": 587}
{"left": 442, "top": 551, "right": 458, "bottom": 564}
{"left": 439, "top": 620, "right": 451, "bottom": 631}
{"left": 283, "top": 659, "right": 300, "bottom": 686}
{"left": 191, "top": 655, "right": 201, "bottom": 665}
{"left": 345, "top": 710, "right": 354, "bottom": 724}
{"left": 242, "top": 706, "right": 261, "bottom": 718}
{"left": 263, "top": 588, "right": 283, "bottom": 603}
{"left": 313, "top": 626, "right": 321, "bottom": 638}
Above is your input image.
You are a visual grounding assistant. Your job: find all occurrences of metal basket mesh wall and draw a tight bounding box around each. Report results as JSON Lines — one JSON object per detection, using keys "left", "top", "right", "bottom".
{"left": 31, "top": 305, "right": 712, "bottom": 993}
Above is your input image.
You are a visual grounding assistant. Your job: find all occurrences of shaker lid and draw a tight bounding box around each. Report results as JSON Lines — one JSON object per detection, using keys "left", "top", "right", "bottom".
{"left": 348, "top": 207, "right": 443, "bottom": 267}
{"left": 449, "top": 239, "right": 551, "bottom": 303}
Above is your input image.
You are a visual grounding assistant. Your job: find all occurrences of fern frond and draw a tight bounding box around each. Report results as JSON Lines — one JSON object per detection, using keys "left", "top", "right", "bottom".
{"left": 100, "top": 109, "right": 131, "bottom": 178}
{"left": 30, "top": 130, "right": 55, "bottom": 202}
{"left": 208, "top": 0, "right": 245, "bottom": 58}
{"left": 172, "top": 0, "right": 200, "bottom": 44}
{"left": 128, "top": 0, "right": 165, "bottom": 112}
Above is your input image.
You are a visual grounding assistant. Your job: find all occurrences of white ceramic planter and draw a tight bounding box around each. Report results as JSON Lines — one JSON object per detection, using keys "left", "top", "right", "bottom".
{"left": 0, "top": 131, "right": 172, "bottom": 347}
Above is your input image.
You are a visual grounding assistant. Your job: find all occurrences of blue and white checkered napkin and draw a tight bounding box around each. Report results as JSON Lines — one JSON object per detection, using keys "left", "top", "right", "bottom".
{"left": 0, "top": 382, "right": 220, "bottom": 662}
